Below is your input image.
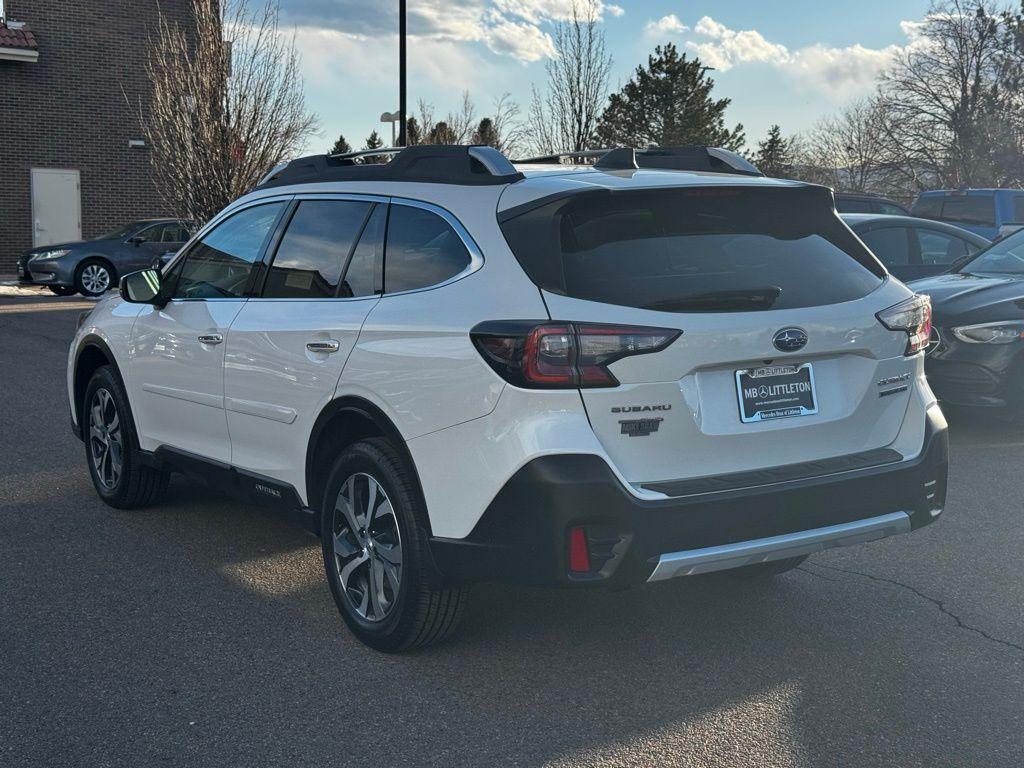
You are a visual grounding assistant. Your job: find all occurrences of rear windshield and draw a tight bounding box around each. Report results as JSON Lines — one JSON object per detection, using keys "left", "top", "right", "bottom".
{"left": 939, "top": 195, "right": 996, "bottom": 226}
{"left": 500, "top": 187, "right": 885, "bottom": 312}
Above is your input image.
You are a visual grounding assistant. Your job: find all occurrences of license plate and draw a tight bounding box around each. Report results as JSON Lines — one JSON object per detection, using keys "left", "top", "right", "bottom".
{"left": 736, "top": 363, "right": 818, "bottom": 423}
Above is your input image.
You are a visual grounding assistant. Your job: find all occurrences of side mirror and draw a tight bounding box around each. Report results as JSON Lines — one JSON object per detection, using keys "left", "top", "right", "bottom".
{"left": 128, "top": 235, "right": 147, "bottom": 246}
{"left": 120, "top": 269, "right": 164, "bottom": 305}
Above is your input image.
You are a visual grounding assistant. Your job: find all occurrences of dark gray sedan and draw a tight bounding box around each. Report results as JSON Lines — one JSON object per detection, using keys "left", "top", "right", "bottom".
{"left": 17, "top": 219, "right": 195, "bottom": 296}
{"left": 842, "top": 213, "right": 990, "bottom": 282}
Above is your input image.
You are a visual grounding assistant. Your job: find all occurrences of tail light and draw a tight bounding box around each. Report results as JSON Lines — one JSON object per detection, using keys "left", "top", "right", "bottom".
{"left": 471, "top": 321, "right": 681, "bottom": 388}
{"left": 877, "top": 294, "right": 931, "bottom": 356}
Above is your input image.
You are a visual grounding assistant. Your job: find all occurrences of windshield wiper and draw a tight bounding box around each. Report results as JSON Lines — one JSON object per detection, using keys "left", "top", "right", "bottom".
{"left": 643, "top": 287, "right": 783, "bottom": 312}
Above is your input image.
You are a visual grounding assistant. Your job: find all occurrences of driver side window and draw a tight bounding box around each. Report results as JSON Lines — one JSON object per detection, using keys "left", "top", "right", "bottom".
{"left": 172, "top": 202, "right": 285, "bottom": 299}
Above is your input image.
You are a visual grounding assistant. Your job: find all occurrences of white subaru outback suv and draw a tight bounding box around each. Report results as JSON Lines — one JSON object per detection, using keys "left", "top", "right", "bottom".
{"left": 68, "top": 145, "right": 948, "bottom": 651}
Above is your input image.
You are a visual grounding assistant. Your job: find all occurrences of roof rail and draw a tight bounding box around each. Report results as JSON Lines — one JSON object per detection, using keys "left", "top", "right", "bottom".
{"left": 513, "top": 146, "right": 763, "bottom": 177}
{"left": 255, "top": 145, "right": 524, "bottom": 190}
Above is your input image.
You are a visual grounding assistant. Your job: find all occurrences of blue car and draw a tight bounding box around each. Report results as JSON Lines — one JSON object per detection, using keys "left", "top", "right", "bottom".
{"left": 17, "top": 219, "right": 195, "bottom": 297}
{"left": 911, "top": 189, "right": 1024, "bottom": 241}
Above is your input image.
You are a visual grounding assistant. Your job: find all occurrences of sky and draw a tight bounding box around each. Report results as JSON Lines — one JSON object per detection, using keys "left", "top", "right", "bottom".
{"left": 276, "top": 0, "right": 933, "bottom": 154}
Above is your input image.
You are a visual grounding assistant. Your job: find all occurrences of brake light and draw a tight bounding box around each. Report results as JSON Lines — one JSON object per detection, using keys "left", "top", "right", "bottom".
{"left": 877, "top": 294, "right": 931, "bottom": 355}
{"left": 471, "top": 321, "right": 681, "bottom": 388}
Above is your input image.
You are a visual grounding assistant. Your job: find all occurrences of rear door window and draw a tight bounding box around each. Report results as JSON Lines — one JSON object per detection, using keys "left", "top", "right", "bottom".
{"left": 940, "top": 196, "right": 996, "bottom": 226}
{"left": 860, "top": 227, "right": 912, "bottom": 267}
{"left": 916, "top": 229, "right": 971, "bottom": 265}
{"left": 263, "top": 200, "right": 372, "bottom": 299}
{"left": 500, "top": 187, "right": 884, "bottom": 312}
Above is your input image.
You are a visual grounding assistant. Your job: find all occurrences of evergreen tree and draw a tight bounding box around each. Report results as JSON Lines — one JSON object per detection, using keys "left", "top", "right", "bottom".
{"left": 595, "top": 44, "right": 744, "bottom": 151}
{"left": 753, "top": 124, "right": 794, "bottom": 178}
{"left": 362, "top": 130, "right": 384, "bottom": 150}
{"left": 406, "top": 117, "right": 422, "bottom": 146}
{"left": 427, "top": 121, "right": 457, "bottom": 145}
{"left": 329, "top": 133, "right": 352, "bottom": 155}
{"left": 472, "top": 117, "right": 500, "bottom": 148}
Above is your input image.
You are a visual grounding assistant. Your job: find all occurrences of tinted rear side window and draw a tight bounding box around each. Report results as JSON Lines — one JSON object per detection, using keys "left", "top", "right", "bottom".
{"left": 264, "top": 200, "right": 371, "bottom": 298}
{"left": 500, "top": 187, "right": 885, "bottom": 312}
{"left": 940, "top": 196, "right": 996, "bottom": 226}
{"left": 384, "top": 205, "right": 472, "bottom": 293}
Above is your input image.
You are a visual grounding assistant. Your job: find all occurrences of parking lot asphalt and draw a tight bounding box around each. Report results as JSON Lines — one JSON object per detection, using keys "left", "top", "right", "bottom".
{"left": 1, "top": 289, "right": 1022, "bottom": 768}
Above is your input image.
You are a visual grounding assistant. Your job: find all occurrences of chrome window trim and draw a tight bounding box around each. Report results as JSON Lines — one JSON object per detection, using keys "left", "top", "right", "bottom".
{"left": 163, "top": 192, "right": 484, "bottom": 302}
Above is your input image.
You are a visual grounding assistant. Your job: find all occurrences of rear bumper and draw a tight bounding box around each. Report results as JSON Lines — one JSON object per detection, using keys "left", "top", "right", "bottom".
{"left": 429, "top": 405, "right": 948, "bottom": 587}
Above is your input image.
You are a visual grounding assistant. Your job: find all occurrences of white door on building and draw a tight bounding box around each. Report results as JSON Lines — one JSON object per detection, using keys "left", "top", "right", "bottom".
{"left": 31, "top": 168, "right": 81, "bottom": 247}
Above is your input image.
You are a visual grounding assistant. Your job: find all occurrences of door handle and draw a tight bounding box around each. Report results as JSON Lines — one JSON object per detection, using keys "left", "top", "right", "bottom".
{"left": 306, "top": 339, "right": 341, "bottom": 353}
{"left": 198, "top": 333, "right": 223, "bottom": 345}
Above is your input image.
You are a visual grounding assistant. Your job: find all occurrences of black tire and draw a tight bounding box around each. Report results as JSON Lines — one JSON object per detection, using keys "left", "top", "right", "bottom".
{"left": 83, "top": 365, "right": 168, "bottom": 509}
{"left": 729, "top": 555, "right": 808, "bottom": 579}
{"left": 321, "top": 438, "right": 468, "bottom": 652}
{"left": 48, "top": 285, "right": 77, "bottom": 296}
{"left": 75, "top": 259, "right": 115, "bottom": 297}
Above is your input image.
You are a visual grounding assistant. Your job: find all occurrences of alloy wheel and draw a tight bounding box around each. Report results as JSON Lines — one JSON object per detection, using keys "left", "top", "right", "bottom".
{"left": 89, "top": 388, "right": 123, "bottom": 490}
{"left": 81, "top": 264, "right": 111, "bottom": 294}
{"left": 332, "top": 472, "right": 403, "bottom": 622}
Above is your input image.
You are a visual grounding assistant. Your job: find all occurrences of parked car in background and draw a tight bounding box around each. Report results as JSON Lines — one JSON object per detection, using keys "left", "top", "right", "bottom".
{"left": 911, "top": 189, "right": 1024, "bottom": 241}
{"left": 843, "top": 214, "right": 990, "bottom": 282}
{"left": 17, "top": 219, "right": 195, "bottom": 296}
{"left": 835, "top": 192, "right": 910, "bottom": 215}
{"left": 908, "top": 228, "right": 1024, "bottom": 413}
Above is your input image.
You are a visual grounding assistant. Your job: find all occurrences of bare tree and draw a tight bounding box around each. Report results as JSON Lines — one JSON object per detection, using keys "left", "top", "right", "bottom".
{"left": 876, "top": 0, "right": 1022, "bottom": 189}
{"left": 526, "top": 0, "right": 612, "bottom": 154}
{"left": 410, "top": 92, "right": 523, "bottom": 154}
{"left": 138, "top": 0, "right": 318, "bottom": 225}
{"left": 796, "top": 98, "right": 900, "bottom": 194}
{"left": 488, "top": 93, "right": 525, "bottom": 156}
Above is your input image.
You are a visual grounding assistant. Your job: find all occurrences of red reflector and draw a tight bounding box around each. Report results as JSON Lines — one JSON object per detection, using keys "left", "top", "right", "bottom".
{"left": 568, "top": 526, "right": 591, "bottom": 573}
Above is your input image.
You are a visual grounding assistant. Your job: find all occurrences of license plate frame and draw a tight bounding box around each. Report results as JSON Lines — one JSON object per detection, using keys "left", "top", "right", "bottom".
{"left": 735, "top": 362, "right": 818, "bottom": 423}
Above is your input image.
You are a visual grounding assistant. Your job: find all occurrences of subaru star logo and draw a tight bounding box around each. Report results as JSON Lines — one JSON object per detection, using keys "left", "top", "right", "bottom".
{"left": 773, "top": 327, "right": 808, "bottom": 353}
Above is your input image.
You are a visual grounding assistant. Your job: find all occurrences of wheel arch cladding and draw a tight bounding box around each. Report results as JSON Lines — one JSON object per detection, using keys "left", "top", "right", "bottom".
{"left": 305, "top": 396, "right": 433, "bottom": 536}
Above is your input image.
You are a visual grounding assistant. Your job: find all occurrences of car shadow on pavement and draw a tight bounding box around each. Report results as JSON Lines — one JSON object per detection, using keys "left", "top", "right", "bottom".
{"left": 8, "top": 467, "right": 1016, "bottom": 767}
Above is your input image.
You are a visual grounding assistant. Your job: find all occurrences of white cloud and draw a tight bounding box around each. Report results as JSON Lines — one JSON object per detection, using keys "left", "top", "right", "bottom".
{"left": 484, "top": 19, "right": 557, "bottom": 62}
{"left": 685, "top": 15, "right": 920, "bottom": 96}
{"left": 645, "top": 14, "right": 689, "bottom": 37}
{"left": 494, "top": 0, "right": 623, "bottom": 23}
{"left": 687, "top": 16, "right": 788, "bottom": 69}
{"left": 283, "top": 1, "right": 622, "bottom": 64}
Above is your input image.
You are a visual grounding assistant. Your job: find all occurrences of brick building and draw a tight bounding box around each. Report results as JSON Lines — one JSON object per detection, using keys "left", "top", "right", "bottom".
{"left": 0, "top": 0, "right": 193, "bottom": 275}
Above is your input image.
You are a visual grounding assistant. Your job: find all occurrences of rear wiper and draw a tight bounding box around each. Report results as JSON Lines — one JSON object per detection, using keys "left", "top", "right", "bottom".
{"left": 643, "top": 287, "right": 782, "bottom": 312}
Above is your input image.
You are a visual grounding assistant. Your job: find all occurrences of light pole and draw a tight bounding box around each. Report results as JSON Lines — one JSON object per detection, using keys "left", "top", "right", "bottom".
{"left": 398, "top": 0, "right": 407, "bottom": 146}
{"left": 381, "top": 111, "right": 400, "bottom": 146}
